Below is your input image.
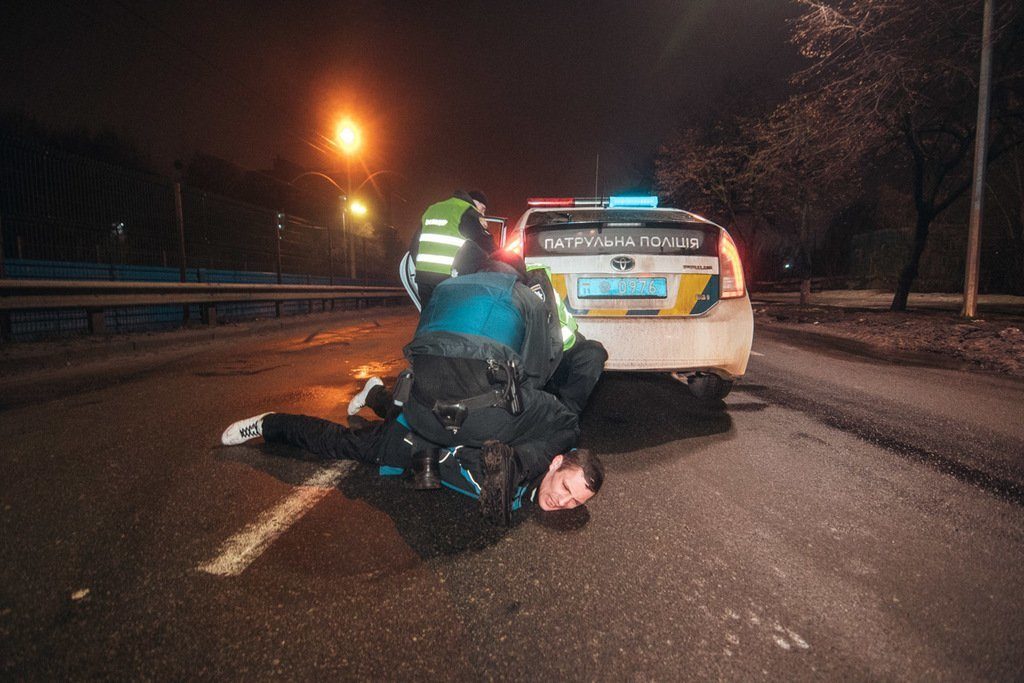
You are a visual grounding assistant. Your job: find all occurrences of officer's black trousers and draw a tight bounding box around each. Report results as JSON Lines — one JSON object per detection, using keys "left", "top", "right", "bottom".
{"left": 546, "top": 336, "right": 608, "bottom": 415}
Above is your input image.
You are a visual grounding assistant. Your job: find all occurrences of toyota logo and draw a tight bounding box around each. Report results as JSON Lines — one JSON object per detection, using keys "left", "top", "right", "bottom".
{"left": 610, "top": 255, "right": 635, "bottom": 272}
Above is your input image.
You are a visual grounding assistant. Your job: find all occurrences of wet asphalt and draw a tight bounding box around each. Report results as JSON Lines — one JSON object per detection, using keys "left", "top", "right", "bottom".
{"left": 1, "top": 309, "right": 1022, "bottom": 680}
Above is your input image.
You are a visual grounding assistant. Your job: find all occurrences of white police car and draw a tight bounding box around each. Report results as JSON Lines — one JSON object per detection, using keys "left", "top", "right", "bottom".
{"left": 504, "top": 196, "right": 753, "bottom": 400}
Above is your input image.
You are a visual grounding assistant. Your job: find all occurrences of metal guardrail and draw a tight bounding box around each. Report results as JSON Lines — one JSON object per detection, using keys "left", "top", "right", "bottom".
{"left": 0, "top": 279, "right": 408, "bottom": 338}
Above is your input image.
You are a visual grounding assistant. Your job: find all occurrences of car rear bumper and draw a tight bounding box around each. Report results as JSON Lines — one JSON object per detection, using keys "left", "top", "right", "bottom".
{"left": 574, "top": 297, "right": 753, "bottom": 378}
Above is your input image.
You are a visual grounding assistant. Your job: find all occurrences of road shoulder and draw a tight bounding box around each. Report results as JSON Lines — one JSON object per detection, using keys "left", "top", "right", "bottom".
{"left": 752, "top": 301, "right": 1024, "bottom": 380}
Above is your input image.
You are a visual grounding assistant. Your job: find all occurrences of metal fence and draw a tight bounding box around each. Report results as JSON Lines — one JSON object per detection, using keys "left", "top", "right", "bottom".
{"left": 0, "top": 135, "right": 401, "bottom": 282}
{"left": 0, "top": 135, "right": 405, "bottom": 339}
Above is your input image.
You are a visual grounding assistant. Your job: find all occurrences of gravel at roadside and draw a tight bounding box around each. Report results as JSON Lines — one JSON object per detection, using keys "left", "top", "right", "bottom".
{"left": 753, "top": 302, "right": 1024, "bottom": 379}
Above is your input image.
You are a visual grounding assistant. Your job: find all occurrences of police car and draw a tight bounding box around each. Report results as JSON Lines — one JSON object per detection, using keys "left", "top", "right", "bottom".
{"left": 503, "top": 196, "right": 753, "bottom": 400}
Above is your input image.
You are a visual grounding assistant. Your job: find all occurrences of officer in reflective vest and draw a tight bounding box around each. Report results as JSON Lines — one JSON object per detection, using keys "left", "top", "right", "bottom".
{"left": 409, "top": 189, "right": 495, "bottom": 308}
{"left": 524, "top": 263, "right": 608, "bottom": 416}
{"left": 526, "top": 264, "right": 578, "bottom": 352}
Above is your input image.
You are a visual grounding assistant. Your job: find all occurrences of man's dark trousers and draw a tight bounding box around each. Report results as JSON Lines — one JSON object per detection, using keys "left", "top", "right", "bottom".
{"left": 261, "top": 412, "right": 411, "bottom": 469}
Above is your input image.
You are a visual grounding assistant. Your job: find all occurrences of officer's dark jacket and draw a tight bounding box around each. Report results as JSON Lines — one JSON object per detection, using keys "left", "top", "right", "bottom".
{"left": 403, "top": 270, "right": 563, "bottom": 397}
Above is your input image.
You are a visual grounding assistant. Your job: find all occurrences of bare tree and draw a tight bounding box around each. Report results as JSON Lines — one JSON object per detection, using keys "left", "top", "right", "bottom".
{"left": 745, "top": 92, "right": 865, "bottom": 303}
{"left": 778, "top": 0, "right": 1024, "bottom": 310}
{"left": 986, "top": 148, "right": 1024, "bottom": 293}
{"left": 655, "top": 126, "right": 754, "bottom": 228}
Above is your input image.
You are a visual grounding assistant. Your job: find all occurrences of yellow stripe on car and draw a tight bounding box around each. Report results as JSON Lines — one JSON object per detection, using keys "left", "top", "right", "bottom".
{"left": 657, "top": 274, "right": 713, "bottom": 316}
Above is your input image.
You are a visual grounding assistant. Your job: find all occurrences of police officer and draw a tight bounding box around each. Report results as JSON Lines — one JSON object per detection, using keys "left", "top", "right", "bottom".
{"left": 409, "top": 189, "right": 494, "bottom": 308}
{"left": 522, "top": 263, "right": 608, "bottom": 416}
{"left": 481, "top": 251, "right": 606, "bottom": 417}
{"left": 402, "top": 258, "right": 583, "bottom": 493}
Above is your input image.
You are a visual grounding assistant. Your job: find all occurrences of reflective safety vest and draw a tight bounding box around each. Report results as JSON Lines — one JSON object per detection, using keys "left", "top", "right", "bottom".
{"left": 527, "top": 264, "right": 578, "bottom": 351}
{"left": 415, "top": 196, "right": 474, "bottom": 276}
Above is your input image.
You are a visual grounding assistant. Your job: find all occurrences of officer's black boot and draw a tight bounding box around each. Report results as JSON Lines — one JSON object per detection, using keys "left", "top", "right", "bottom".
{"left": 480, "top": 440, "right": 516, "bottom": 526}
{"left": 410, "top": 448, "right": 441, "bottom": 490}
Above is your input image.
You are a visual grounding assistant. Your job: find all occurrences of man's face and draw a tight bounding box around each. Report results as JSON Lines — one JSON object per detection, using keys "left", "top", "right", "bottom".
{"left": 537, "top": 455, "right": 594, "bottom": 511}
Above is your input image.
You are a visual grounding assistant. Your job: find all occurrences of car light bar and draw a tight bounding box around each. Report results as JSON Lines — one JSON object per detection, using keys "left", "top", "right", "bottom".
{"left": 527, "top": 197, "right": 575, "bottom": 207}
{"left": 526, "top": 196, "right": 660, "bottom": 208}
{"left": 608, "top": 195, "right": 658, "bottom": 208}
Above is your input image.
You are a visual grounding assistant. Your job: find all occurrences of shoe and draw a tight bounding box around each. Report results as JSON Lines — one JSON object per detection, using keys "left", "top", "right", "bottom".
{"left": 479, "top": 440, "right": 516, "bottom": 526}
{"left": 348, "top": 377, "right": 384, "bottom": 416}
{"left": 221, "top": 413, "right": 271, "bottom": 445}
{"left": 409, "top": 448, "right": 441, "bottom": 490}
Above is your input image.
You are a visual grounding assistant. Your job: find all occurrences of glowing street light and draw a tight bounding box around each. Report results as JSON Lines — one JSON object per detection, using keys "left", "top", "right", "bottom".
{"left": 335, "top": 118, "right": 361, "bottom": 155}
{"left": 332, "top": 116, "right": 363, "bottom": 279}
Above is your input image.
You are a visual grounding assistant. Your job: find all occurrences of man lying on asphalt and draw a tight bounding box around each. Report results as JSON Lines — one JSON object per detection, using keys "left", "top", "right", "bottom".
{"left": 221, "top": 256, "right": 607, "bottom": 524}
{"left": 220, "top": 377, "right": 604, "bottom": 525}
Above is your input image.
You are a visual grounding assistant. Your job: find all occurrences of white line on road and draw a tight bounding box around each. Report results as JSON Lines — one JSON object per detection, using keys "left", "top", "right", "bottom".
{"left": 198, "top": 461, "right": 354, "bottom": 577}
{"left": 750, "top": 350, "right": 765, "bottom": 356}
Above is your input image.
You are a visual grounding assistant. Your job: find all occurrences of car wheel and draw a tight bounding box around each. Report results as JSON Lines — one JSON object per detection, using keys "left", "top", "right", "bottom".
{"left": 687, "top": 373, "right": 733, "bottom": 402}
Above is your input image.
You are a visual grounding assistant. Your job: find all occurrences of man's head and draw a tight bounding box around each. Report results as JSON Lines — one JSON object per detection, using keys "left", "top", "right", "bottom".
{"left": 467, "top": 189, "right": 488, "bottom": 214}
{"left": 537, "top": 448, "right": 604, "bottom": 511}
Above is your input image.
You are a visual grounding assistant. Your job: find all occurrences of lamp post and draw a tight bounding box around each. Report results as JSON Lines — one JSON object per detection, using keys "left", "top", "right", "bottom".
{"left": 335, "top": 119, "right": 362, "bottom": 278}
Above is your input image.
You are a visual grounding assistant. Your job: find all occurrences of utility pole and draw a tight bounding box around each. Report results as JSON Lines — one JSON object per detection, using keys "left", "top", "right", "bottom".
{"left": 347, "top": 155, "right": 356, "bottom": 278}
{"left": 962, "top": 0, "right": 994, "bottom": 318}
{"left": 593, "top": 153, "right": 600, "bottom": 198}
{"left": 174, "top": 183, "right": 189, "bottom": 323}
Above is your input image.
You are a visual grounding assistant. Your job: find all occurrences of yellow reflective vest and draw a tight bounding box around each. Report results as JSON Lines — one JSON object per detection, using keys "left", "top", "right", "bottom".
{"left": 414, "top": 197, "right": 475, "bottom": 276}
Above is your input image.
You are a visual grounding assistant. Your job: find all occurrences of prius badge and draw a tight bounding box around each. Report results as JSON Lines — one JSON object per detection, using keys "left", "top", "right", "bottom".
{"left": 610, "top": 255, "right": 635, "bottom": 272}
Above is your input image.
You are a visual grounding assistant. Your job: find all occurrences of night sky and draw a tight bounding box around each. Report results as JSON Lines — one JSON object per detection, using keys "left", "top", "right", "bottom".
{"left": 0, "top": 0, "right": 800, "bottom": 233}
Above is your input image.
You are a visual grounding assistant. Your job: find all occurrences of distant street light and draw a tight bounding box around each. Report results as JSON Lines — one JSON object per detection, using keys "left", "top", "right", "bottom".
{"left": 350, "top": 199, "right": 368, "bottom": 217}
{"left": 335, "top": 118, "right": 361, "bottom": 155}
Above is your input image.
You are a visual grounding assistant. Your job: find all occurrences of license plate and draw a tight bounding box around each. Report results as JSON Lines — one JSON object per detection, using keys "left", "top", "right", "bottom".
{"left": 577, "top": 277, "right": 667, "bottom": 299}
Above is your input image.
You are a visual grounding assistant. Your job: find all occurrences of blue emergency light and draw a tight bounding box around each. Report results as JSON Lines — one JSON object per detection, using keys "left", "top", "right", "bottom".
{"left": 608, "top": 195, "right": 659, "bottom": 208}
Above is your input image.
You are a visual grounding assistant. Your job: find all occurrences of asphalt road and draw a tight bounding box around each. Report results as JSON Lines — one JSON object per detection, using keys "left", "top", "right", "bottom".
{"left": 1, "top": 308, "right": 1022, "bottom": 680}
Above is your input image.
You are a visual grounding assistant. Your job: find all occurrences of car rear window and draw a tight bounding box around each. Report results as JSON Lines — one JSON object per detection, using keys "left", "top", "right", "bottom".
{"left": 525, "top": 220, "right": 719, "bottom": 257}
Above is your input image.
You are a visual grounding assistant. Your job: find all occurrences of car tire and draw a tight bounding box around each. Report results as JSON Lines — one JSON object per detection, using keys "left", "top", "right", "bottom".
{"left": 687, "top": 374, "right": 733, "bottom": 402}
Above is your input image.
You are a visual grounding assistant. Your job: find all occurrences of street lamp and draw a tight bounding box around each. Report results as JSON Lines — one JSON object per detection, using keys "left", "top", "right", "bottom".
{"left": 335, "top": 117, "right": 362, "bottom": 278}
{"left": 335, "top": 118, "right": 361, "bottom": 155}
{"left": 350, "top": 199, "right": 368, "bottom": 217}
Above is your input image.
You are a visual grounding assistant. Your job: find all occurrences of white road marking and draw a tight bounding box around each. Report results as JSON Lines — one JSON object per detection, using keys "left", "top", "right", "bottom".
{"left": 786, "top": 628, "right": 810, "bottom": 649}
{"left": 198, "top": 462, "right": 354, "bottom": 577}
{"left": 750, "top": 350, "right": 765, "bottom": 356}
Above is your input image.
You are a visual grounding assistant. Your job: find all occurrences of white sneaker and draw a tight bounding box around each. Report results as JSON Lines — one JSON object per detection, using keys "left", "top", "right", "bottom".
{"left": 347, "top": 377, "right": 384, "bottom": 416}
{"left": 221, "top": 413, "right": 272, "bottom": 445}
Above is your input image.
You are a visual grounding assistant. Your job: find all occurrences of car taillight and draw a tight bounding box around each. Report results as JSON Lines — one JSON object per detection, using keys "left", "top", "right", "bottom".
{"left": 719, "top": 230, "right": 745, "bottom": 299}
